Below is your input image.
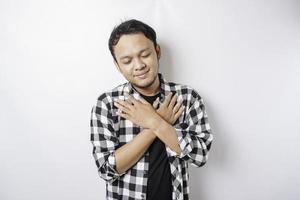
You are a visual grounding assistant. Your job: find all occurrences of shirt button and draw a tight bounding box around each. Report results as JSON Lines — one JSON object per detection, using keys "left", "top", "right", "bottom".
{"left": 141, "top": 194, "right": 145, "bottom": 199}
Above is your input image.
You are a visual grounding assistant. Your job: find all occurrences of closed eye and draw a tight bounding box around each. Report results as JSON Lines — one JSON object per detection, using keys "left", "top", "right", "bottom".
{"left": 141, "top": 52, "right": 151, "bottom": 58}
{"left": 122, "top": 59, "right": 131, "bottom": 64}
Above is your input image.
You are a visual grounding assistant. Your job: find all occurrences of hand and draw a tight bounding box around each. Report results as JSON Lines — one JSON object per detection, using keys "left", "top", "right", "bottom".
{"left": 152, "top": 92, "right": 185, "bottom": 125}
{"left": 114, "top": 93, "right": 162, "bottom": 129}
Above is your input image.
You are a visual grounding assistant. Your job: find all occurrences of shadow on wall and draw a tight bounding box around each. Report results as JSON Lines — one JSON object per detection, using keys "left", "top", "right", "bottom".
{"left": 157, "top": 42, "right": 176, "bottom": 80}
{"left": 189, "top": 101, "right": 232, "bottom": 199}
{"left": 159, "top": 40, "right": 233, "bottom": 199}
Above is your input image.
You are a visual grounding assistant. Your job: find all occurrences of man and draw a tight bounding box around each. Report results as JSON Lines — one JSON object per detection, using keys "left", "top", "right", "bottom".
{"left": 90, "top": 19, "right": 213, "bottom": 200}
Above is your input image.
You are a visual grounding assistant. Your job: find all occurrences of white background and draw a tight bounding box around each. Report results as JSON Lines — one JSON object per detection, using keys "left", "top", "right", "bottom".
{"left": 1, "top": 0, "right": 299, "bottom": 200}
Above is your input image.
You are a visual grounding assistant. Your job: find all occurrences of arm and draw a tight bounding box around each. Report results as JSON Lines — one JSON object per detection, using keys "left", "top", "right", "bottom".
{"left": 164, "top": 93, "right": 213, "bottom": 167}
{"left": 114, "top": 92, "right": 186, "bottom": 156}
{"left": 151, "top": 93, "right": 184, "bottom": 155}
{"left": 90, "top": 101, "right": 156, "bottom": 183}
{"left": 151, "top": 119, "right": 182, "bottom": 155}
{"left": 113, "top": 91, "right": 213, "bottom": 167}
{"left": 115, "top": 128, "right": 156, "bottom": 174}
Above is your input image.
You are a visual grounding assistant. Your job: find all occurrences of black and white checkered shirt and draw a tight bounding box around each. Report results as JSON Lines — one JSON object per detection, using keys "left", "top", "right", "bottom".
{"left": 90, "top": 73, "right": 213, "bottom": 200}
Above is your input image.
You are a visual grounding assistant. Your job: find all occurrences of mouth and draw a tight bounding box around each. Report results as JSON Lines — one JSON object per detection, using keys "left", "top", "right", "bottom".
{"left": 135, "top": 70, "right": 149, "bottom": 79}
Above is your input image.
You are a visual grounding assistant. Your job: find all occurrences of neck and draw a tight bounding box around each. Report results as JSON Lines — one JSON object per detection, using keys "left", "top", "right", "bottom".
{"left": 133, "top": 75, "right": 160, "bottom": 96}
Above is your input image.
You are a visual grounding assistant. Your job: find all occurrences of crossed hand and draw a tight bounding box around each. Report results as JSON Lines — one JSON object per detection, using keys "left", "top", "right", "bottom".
{"left": 114, "top": 92, "right": 185, "bottom": 129}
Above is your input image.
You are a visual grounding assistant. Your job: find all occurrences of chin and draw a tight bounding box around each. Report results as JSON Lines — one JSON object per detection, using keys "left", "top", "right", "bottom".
{"left": 134, "top": 81, "right": 151, "bottom": 88}
{"left": 133, "top": 77, "right": 155, "bottom": 88}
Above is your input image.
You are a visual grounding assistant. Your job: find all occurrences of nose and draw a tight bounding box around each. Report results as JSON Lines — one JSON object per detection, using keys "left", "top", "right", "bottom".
{"left": 134, "top": 58, "right": 146, "bottom": 71}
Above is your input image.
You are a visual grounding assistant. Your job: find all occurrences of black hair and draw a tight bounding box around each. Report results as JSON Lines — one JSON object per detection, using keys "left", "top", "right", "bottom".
{"left": 108, "top": 19, "right": 157, "bottom": 62}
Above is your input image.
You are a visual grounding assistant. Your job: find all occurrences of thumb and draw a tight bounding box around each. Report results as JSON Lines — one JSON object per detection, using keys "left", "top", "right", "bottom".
{"left": 138, "top": 96, "right": 149, "bottom": 105}
{"left": 152, "top": 97, "right": 160, "bottom": 109}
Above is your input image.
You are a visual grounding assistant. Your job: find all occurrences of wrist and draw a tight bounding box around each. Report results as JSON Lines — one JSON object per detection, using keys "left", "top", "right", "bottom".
{"left": 142, "top": 128, "right": 156, "bottom": 140}
{"left": 149, "top": 115, "right": 164, "bottom": 131}
{"left": 151, "top": 118, "right": 170, "bottom": 136}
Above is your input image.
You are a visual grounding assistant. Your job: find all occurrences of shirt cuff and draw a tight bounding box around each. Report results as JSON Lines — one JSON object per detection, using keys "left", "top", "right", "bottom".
{"left": 106, "top": 152, "right": 126, "bottom": 182}
{"left": 166, "top": 123, "right": 194, "bottom": 158}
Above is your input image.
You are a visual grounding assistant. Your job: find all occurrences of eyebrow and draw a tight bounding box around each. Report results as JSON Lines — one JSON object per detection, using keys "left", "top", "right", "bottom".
{"left": 120, "top": 48, "right": 151, "bottom": 60}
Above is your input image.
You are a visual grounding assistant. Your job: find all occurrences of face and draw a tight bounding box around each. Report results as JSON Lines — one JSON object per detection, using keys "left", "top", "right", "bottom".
{"left": 113, "top": 33, "right": 161, "bottom": 91}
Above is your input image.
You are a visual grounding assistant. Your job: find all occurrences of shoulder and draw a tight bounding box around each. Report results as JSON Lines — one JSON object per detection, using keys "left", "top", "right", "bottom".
{"left": 95, "top": 83, "right": 126, "bottom": 108}
{"left": 166, "top": 81, "right": 203, "bottom": 104}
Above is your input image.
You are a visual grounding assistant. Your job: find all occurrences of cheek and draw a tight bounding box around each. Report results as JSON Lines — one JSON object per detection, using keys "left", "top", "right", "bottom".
{"left": 119, "top": 64, "right": 133, "bottom": 73}
{"left": 145, "top": 56, "right": 158, "bottom": 66}
{"left": 123, "top": 67, "right": 137, "bottom": 79}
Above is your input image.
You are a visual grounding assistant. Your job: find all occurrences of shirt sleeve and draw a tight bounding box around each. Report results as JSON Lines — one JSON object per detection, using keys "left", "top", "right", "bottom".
{"left": 90, "top": 100, "right": 125, "bottom": 183}
{"left": 166, "top": 93, "right": 213, "bottom": 167}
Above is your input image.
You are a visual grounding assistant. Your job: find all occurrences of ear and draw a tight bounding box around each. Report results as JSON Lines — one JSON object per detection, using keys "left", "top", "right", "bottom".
{"left": 155, "top": 44, "right": 161, "bottom": 60}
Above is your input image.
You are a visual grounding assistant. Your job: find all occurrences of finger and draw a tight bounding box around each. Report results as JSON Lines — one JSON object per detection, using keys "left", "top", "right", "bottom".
{"left": 173, "top": 105, "right": 185, "bottom": 120}
{"left": 125, "top": 95, "right": 134, "bottom": 105}
{"left": 153, "top": 97, "right": 160, "bottom": 109}
{"left": 168, "top": 93, "right": 178, "bottom": 108}
{"left": 161, "top": 92, "right": 173, "bottom": 107}
{"left": 125, "top": 93, "right": 139, "bottom": 105}
{"left": 172, "top": 98, "right": 183, "bottom": 113}
{"left": 138, "top": 96, "right": 149, "bottom": 105}
{"left": 117, "top": 98, "right": 134, "bottom": 109}
{"left": 116, "top": 110, "right": 131, "bottom": 119}
{"left": 114, "top": 101, "right": 131, "bottom": 113}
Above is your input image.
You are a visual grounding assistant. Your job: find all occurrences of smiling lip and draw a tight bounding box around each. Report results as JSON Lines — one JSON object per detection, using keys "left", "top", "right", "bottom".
{"left": 135, "top": 70, "right": 149, "bottom": 77}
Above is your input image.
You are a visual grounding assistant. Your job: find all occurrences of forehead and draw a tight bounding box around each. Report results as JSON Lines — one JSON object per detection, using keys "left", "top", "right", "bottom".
{"left": 114, "top": 33, "right": 154, "bottom": 57}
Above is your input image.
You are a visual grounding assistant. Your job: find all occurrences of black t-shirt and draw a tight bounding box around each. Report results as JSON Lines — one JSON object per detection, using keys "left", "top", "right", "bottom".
{"left": 138, "top": 91, "right": 173, "bottom": 200}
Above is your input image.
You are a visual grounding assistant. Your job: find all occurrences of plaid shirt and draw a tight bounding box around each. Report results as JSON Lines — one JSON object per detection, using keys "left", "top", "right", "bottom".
{"left": 90, "top": 73, "right": 213, "bottom": 200}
